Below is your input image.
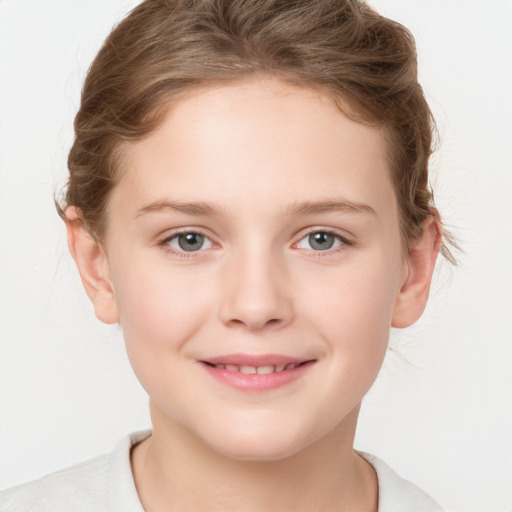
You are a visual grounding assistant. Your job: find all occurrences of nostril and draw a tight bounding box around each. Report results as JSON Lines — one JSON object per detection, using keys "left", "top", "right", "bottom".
{"left": 226, "top": 317, "right": 283, "bottom": 330}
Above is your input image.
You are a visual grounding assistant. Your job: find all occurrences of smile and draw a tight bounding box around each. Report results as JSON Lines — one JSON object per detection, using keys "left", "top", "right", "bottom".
{"left": 207, "top": 362, "right": 303, "bottom": 374}
{"left": 199, "top": 355, "right": 315, "bottom": 391}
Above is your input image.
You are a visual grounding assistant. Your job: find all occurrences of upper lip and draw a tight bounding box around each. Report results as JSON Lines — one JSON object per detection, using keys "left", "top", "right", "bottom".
{"left": 200, "top": 353, "right": 314, "bottom": 366}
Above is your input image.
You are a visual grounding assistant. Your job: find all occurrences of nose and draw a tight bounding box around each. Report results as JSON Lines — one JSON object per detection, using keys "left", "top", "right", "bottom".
{"left": 218, "top": 249, "right": 294, "bottom": 331}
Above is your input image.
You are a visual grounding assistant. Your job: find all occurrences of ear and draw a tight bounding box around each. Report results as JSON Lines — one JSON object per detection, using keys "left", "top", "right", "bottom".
{"left": 65, "top": 206, "right": 120, "bottom": 324}
{"left": 392, "top": 214, "right": 442, "bottom": 328}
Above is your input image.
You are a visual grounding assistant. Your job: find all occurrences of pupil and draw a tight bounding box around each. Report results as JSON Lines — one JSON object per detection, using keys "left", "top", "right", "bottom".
{"left": 178, "top": 233, "right": 204, "bottom": 251}
{"left": 309, "top": 232, "right": 334, "bottom": 250}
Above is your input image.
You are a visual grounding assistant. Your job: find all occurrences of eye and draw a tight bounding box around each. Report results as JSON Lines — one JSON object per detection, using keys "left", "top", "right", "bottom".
{"left": 296, "top": 230, "right": 347, "bottom": 251}
{"left": 165, "top": 231, "right": 214, "bottom": 252}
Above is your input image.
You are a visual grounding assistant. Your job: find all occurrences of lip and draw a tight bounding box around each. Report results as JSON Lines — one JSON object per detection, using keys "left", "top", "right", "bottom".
{"left": 199, "top": 353, "right": 316, "bottom": 392}
{"left": 202, "top": 353, "right": 308, "bottom": 367}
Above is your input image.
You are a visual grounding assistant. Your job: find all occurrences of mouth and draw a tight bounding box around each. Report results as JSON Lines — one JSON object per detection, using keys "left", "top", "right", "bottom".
{"left": 198, "top": 354, "right": 316, "bottom": 391}
{"left": 202, "top": 361, "right": 309, "bottom": 374}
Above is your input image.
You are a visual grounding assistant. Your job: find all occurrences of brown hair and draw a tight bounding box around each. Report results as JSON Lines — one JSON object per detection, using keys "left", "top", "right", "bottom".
{"left": 60, "top": 0, "right": 455, "bottom": 261}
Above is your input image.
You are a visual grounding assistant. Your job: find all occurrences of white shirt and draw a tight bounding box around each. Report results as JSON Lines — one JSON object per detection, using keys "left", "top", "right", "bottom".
{"left": 0, "top": 431, "right": 444, "bottom": 511}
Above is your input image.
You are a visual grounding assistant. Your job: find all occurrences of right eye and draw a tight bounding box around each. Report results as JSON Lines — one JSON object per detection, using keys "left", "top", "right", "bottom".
{"left": 164, "top": 231, "right": 215, "bottom": 253}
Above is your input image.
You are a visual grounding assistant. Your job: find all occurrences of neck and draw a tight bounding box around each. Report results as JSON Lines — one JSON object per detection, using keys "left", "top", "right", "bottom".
{"left": 131, "top": 404, "right": 377, "bottom": 512}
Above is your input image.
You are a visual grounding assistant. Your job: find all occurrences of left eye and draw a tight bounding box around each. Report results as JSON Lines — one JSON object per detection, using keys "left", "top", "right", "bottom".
{"left": 166, "top": 232, "right": 214, "bottom": 252}
{"left": 296, "top": 231, "right": 345, "bottom": 251}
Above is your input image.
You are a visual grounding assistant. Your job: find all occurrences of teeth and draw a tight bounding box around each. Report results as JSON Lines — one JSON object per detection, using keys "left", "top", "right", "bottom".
{"left": 240, "top": 366, "right": 257, "bottom": 374}
{"left": 256, "top": 365, "right": 274, "bottom": 375}
{"left": 211, "top": 362, "right": 302, "bottom": 374}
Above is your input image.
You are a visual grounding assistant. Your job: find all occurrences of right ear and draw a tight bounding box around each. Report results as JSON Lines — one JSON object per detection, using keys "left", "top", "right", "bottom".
{"left": 65, "top": 206, "right": 120, "bottom": 324}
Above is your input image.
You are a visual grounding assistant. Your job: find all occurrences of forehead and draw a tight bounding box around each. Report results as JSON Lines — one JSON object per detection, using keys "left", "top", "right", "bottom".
{"left": 111, "top": 79, "right": 396, "bottom": 223}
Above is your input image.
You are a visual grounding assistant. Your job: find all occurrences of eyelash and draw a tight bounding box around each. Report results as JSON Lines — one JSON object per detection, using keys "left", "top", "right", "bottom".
{"left": 158, "top": 228, "right": 353, "bottom": 259}
{"left": 158, "top": 228, "right": 213, "bottom": 260}
{"left": 295, "top": 229, "right": 353, "bottom": 258}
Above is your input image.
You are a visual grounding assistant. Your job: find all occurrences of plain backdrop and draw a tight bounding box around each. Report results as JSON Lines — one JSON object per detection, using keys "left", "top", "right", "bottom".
{"left": 0, "top": 1, "right": 511, "bottom": 511}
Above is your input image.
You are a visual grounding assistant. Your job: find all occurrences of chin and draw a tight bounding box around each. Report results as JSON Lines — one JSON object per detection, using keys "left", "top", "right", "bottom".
{"left": 198, "top": 421, "right": 322, "bottom": 463}
{"left": 213, "top": 439, "right": 306, "bottom": 462}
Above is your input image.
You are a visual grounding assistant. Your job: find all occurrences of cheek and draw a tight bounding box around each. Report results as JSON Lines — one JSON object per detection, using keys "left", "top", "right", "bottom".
{"left": 109, "top": 257, "right": 211, "bottom": 376}
{"left": 299, "top": 253, "right": 402, "bottom": 372}
{"left": 305, "top": 258, "right": 399, "bottom": 329}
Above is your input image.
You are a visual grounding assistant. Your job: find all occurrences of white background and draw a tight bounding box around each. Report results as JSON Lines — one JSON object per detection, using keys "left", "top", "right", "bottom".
{"left": 0, "top": 1, "right": 511, "bottom": 511}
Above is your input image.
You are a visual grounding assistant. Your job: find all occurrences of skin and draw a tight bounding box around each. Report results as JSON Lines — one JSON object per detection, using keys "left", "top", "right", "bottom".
{"left": 66, "top": 79, "right": 441, "bottom": 511}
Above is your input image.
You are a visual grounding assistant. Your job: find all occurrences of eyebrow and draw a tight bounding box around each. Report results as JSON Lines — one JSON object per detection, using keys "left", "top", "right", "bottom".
{"left": 135, "top": 200, "right": 219, "bottom": 218}
{"left": 135, "top": 197, "right": 376, "bottom": 218}
{"left": 284, "top": 199, "right": 377, "bottom": 216}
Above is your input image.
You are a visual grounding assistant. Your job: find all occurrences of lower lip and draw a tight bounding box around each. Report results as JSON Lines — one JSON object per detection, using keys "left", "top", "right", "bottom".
{"left": 200, "top": 361, "right": 315, "bottom": 392}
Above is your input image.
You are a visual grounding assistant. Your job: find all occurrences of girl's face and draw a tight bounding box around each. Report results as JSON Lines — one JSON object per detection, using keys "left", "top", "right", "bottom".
{"left": 94, "top": 80, "right": 415, "bottom": 460}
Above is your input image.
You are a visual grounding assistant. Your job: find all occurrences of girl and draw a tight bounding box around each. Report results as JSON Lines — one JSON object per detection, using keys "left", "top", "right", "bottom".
{"left": 1, "top": 0, "right": 456, "bottom": 510}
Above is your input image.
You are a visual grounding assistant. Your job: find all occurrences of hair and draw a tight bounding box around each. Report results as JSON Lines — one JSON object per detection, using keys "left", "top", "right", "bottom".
{"left": 59, "top": 0, "right": 456, "bottom": 262}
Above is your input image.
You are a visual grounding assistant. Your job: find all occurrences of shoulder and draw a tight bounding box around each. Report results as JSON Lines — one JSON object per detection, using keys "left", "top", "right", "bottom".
{"left": 0, "top": 454, "right": 110, "bottom": 512}
{"left": 359, "top": 452, "right": 444, "bottom": 512}
{"left": 0, "top": 431, "right": 150, "bottom": 512}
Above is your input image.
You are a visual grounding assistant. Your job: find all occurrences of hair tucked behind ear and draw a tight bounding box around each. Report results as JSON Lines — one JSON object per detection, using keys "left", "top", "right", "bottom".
{"left": 58, "top": 0, "right": 457, "bottom": 262}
